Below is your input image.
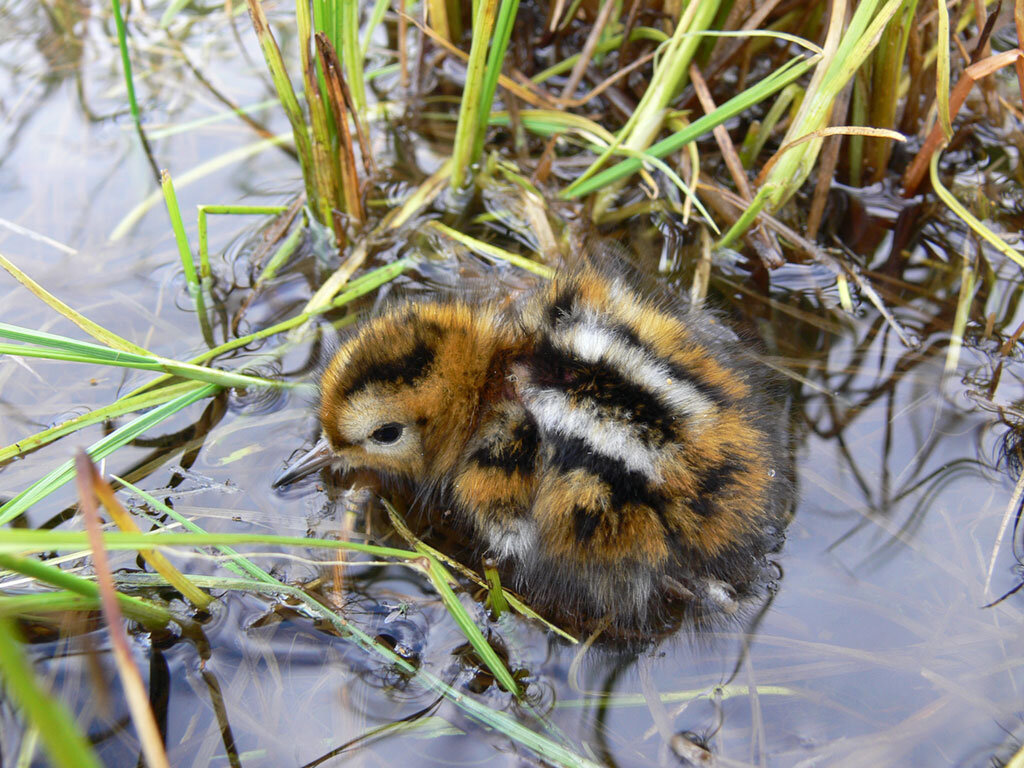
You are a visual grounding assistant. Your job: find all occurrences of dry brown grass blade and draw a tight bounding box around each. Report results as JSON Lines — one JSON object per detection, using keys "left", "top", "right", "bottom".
{"left": 902, "top": 48, "right": 1023, "bottom": 196}
{"left": 560, "top": 0, "right": 618, "bottom": 99}
{"left": 316, "top": 33, "right": 365, "bottom": 226}
{"left": 559, "top": 50, "right": 657, "bottom": 108}
{"left": 690, "top": 63, "right": 783, "bottom": 268}
{"left": 84, "top": 460, "right": 212, "bottom": 609}
{"left": 74, "top": 452, "right": 171, "bottom": 768}
{"left": 755, "top": 126, "right": 906, "bottom": 186}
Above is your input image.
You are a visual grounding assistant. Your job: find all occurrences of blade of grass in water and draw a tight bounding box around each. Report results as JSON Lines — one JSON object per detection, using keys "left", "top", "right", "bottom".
{"left": 0, "top": 383, "right": 218, "bottom": 525}
{"left": 161, "top": 169, "right": 199, "bottom": 295}
{"left": 126, "top": 258, "right": 413, "bottom": 400}
{"left": 929, "top": 149, "right": 1024, "bottom": 270}
{"left": 109, "top": 0, "right": 158, "bottom": 181}
{"left": 0, "top": 323, "right": 289, "bottom": 389}
{"left": 0, "top": 553, "right": 171, "bottom": 628}
{"left": 425, "top": 221, "right": 553, "bottom": 277}
{"left": 0, "top": 253, "right": 150, "bottom": 356}
{"left": 160, "top": 169, "right": 214, "bottom": 345}
{"left": 74, "top": 452, "right": 172, "bottom": 768}
{"left": 0, "top": 529, "right": 422, "bottom": 561}
{"left": 424, "top": 554, "right": 521, "bottom": 695}
{"left": 339, "top": 0, "right": 367, "bottom": 113}
{"left": 124, "top": 572, "right": 601, "bottom": 768}
{"left": 83, "top": 459, "right": 212, "bottom": 609}
{"left": 244, "top": 0, "right": 318, "bottom": 213}
{"left": 298, "top": 0, "right": 343, "bottom": 231}
{"left": 0, "top": 618, "right": 104, "bottom": 768}
{"left": 0, "top": 381, "right": 202, "bottom": 463}
{"left": 0, "top": 592, "right": 101, "bottom": 618}
{"left": 197, "top": 204, "right": 289, "bottom": 281}
{"left": 110, "top": 133, "right": 292, "bottom": 241}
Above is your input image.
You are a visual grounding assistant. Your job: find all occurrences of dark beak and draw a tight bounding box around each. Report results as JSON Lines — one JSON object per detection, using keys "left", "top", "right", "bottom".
{"left": 273, "top": 437, "right": 335, "bottom": 487}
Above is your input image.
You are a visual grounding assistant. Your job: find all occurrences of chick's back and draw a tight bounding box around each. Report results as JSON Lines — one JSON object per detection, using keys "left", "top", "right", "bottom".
{"left": 484, "top": 265, "right": 792, "bottom": 626}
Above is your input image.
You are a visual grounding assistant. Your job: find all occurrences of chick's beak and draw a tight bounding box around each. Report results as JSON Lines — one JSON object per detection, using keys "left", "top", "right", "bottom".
{"left": 273, "top": 436, "right": 335, "bottom": 488}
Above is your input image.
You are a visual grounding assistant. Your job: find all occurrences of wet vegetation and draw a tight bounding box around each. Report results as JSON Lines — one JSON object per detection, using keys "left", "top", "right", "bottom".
{"left": 1, "top": 0, "right": 1024, "bottom": 764}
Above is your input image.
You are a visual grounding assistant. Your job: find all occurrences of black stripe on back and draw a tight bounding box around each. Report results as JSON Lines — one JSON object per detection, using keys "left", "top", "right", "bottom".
{"left": 664, "top": 359, "right": 733, "bottom": 410}
{"left": 471, "top": 416, "right": 540, "bottom": 475}
{"left": 546, "top": 285, "right": 578, "bottom": 327}
{"left": 345, "top": 341, "right": 435, "bottom": 396}
{"left": 608, "top": 320, "right": 734, "bottom": 411}
{"left": 546, "top": 432, "right": 665, "bottom": 512}
{"left": 528, "top": 336, "right": 676, "bottom": 445}
{"left": 690, "top": 457, "right": 744, "bottom": 517}
{"left": 573, "top": 505, "right": 601, "bottom": 543}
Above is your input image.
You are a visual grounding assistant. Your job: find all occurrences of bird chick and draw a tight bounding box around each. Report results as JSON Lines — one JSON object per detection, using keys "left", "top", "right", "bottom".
{"left": 278, "top": 264, "right": 791, "bottom": 629}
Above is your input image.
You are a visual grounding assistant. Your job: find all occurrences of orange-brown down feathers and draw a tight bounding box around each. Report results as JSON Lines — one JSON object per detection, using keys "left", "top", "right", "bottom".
{"left": 283, "top": 264, "right": 792, "bottom": 629}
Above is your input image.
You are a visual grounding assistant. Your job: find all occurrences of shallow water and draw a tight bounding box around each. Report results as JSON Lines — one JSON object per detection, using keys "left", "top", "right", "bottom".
{"left": 2, "top": 3, "right": 1024, "bottom": 767}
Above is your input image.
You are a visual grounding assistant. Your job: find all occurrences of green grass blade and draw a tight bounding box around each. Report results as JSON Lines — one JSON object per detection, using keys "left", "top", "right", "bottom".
{"left": 340, "top": 0, "right": 367, "bottom": 113}
{"left": 110, "top": 134, "right": 292, "bottom": 241}
{"left": 243, "top": 0, "right": 318, "bottom": 209}
{"left": 929, "top": 150, "right": 1024, "bottom": 269}
{"left": 160, "top": 169, "right": 199, "bottom": 295}
{"left": 425, "top": 554, "right": 521, "bottom": 696}
{"left": 0, "top": 253, "right": 150, "bottom": 356}
{"left": 561, "top": 53, "right": 818, "bottom": 198}
{"left": 197, "top": 204, "right": 289, "bottom": 280}
{"left": 0, "top": 592, "right": 101, "bottom": 618}
{"left": 110, "top": 0, "right": 143, "bottom": 142}
{"left": 472, "top": 0, "right": 521, "bottom": 160}
{"left": 0, "top": 554, "right": 171, "bottom": 628}
{"left": 0, "top": 617, "right": 104, "bottom": 768}
{"left": 126, "top": 258, "right": 413, "bottom": 399}
{"left": 0, "top": 323, "right": 154, "bottom": 362}
{"left": 0, "top": 381, "right": 202, "bottom": 463}
{"left": 426, "top": 221, "right": 553, "bottom": 277}
{"left": 111, "top": 476, "right": 271, "bottom": 581}
{"left": 0, "top": 383, "right": 219, "bottom": 525}
{"left": 0, "top": 323, "right": 290, "bottom": 389}
{"left": 451, "top": 0, "right": 501, "bottom": 188}
{"left": 361, "top": 0, "right": 392, "bottom": 57}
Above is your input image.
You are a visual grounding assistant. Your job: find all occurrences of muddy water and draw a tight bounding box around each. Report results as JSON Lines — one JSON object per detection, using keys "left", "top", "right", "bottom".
{"left": 2, "top": 3, "right": 1023, "bottom": 767}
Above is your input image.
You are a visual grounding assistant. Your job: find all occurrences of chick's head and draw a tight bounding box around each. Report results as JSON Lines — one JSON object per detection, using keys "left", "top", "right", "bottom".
{"left": 317, "top": 302, "right": 507, "bottom": 485}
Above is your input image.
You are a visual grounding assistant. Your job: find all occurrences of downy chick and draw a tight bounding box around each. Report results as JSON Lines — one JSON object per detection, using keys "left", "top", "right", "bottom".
{"left": 277, "top": 264, "right": 791, "bottom": 628}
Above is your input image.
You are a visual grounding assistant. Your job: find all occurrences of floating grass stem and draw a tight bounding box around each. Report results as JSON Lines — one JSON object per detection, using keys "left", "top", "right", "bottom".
{"left": 197, "top": 204, "right": 290, "bottom": 281}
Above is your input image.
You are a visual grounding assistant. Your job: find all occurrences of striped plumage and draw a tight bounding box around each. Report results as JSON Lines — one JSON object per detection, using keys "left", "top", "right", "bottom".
{"left": 282, "top": 263, "right": 791, "bottom": 628}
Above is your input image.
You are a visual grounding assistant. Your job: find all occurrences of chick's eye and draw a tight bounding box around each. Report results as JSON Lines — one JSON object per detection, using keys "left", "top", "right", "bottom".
{"left": 370, "top": 423, "right": 404, "bottom": 444}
